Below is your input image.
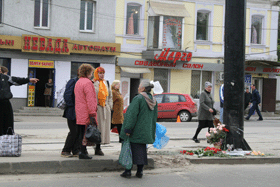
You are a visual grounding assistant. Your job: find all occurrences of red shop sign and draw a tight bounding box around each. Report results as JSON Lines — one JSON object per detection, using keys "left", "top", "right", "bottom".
{"left": 154, "top": 48, "right": 192, "bottom": 64}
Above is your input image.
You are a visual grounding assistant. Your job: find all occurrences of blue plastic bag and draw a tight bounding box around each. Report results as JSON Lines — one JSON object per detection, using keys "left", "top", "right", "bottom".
{"left": 153, "top": 123, "right": 170, "bottom": 149}
{"left": 119, "top": 138, "right": 133, "bottom": 170}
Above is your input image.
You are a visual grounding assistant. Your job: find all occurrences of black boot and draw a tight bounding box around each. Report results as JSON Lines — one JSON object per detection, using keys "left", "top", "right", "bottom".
{"left": 79, "top": 152, "right": 92, "bottom": 159}
{"left": 136, "top": 165, "right": 143, "bottom": 178}
{"left": 95, "top": 144, "right": 104, "bottom": 156}
{"left": 120, "top": 170, "right": 131, "bottom": 178}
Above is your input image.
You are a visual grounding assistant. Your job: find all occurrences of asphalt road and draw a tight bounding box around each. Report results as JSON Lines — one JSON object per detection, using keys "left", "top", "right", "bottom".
{"left": 0, "top": 164, "right": 279, "bottom": 187}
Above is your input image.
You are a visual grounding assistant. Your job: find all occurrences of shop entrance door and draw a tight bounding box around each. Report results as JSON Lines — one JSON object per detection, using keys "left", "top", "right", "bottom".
{"left": 28, "top": 68, "right": 55, "bottom": 107}
{"left": 262, "top": 78, "right": 276, "bottom": 112}
{"left": 130, "top": 78, "right": 140, "bottom": 103}
{"left": 120, "top": 78, "right": 130, "bottom": 109}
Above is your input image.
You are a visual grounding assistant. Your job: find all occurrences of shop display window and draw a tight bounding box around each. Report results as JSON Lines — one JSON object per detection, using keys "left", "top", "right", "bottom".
{"left": 251, "top": 15, "right": 263, "bottom": 44}
{"left": 80, "top": 0, "right": 96, "bottom": 32}
{"left": 196, "top": 12, "right": 209, "bottom": 41}
{"left": 71, "top": 62, "right": 99, "bottom": 79}
{"left": 191, "top": 70, "right": 212, "bottom": 99}
{"left": 34, "top": 0, "right": 50, "bottom": 28}
{"left": 148, "top": 16, "right": 182, "bottom": 49}
{"left": 126, "top": 4, "right": 140, "bottom": 35}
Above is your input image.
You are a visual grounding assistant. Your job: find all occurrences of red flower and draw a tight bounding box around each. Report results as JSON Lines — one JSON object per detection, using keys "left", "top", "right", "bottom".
{"left": 223, "top": 128, "right": 229, "bottom": 132}
{"left": 183, "top": 150, "right": 187, "bottom": 154}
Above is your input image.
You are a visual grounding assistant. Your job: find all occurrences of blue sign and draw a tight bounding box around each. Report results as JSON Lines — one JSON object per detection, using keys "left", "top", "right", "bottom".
{"left": 245, "top": 74, "right": 251, "bottom": 84}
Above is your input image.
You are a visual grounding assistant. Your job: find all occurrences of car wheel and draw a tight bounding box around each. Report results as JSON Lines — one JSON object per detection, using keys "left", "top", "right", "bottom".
{"left": 179, "top": 111, "right": 192, "bottom": 122}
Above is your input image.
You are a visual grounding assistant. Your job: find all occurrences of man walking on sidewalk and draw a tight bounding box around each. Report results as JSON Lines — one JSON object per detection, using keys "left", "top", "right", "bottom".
{"left": 245, "top": 84, "right": 263, "bottom": 121}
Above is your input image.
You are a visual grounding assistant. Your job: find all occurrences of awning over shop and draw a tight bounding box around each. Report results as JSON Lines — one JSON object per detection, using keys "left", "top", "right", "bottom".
{"left": 148, "top": 1, "right": 190, "bottom": 17}
{"left": 246, "top": 60, "right": 280, "bottom": 67}
{"left": 121, "top": 67, "right": 151, "bottom": 74}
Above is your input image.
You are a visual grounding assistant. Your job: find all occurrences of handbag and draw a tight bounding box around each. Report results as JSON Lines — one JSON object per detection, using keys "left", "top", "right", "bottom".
{"left": 119, "top": 138, "right": 133, "bottom": 170}
{"left": 85, "top": 118, "right": 101, "bottom": 144}
{"left": 0, "top": 128, "right": 22, "bottom": 157}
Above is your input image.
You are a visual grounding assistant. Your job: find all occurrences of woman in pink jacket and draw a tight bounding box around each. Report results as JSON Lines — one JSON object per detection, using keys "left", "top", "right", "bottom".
{"left": 74, "top": 64, "right": 97, "bottom": 159}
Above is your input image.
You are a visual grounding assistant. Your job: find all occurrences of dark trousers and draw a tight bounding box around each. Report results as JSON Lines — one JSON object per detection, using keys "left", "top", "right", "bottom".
{"left": 246, "top": 102, "right": 263, "bottom": 120}
{"left": 0, "top": 100, "right": 14, "bottom": 136}
{"left": 244, "top": 102, "right": 249, "bottom": 110}
{"left": 111, "top": 123, "right": 123, "bottom": 143}
{"left": 193, "top": 120, "right": 214, "bottom": 139}
{"left": 62, "top": 119, "right": 80, "bottom": 154}
{"left": 78, "top": 125, "right": 88, "bottom": 154}
{"left": 45, "top": 95, "right": 51, "bottom": 107}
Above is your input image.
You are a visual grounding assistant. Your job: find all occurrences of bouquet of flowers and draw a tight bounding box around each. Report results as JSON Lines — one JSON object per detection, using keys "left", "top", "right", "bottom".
{"left": 206, "top": 123, "right": 229, "bottom": 148}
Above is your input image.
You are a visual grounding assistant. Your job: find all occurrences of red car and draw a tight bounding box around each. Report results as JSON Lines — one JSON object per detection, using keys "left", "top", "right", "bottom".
{"left": 123, "top": 93, "right": 197, "bottom": 122}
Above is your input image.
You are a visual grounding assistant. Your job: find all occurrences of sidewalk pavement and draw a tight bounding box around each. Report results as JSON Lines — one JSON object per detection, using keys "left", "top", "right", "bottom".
{"left": 1, "top": 116, "right": 280, "bottom": 175}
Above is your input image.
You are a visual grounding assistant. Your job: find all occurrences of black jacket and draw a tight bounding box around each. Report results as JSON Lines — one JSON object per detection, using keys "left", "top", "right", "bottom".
{"left": 0, "top": 74, "right": 29, "bottom": 100}
{"left": 244, "top": 92, "right": 252, "bottom": 104}
{"left": 62, "top": 77, "right": 79, "bottom": 121}
{"left": 250, "top": 89, "right": 261, "bottom": 104}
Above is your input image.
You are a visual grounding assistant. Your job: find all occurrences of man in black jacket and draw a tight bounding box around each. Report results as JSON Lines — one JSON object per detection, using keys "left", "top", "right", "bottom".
{"left": 61, "top": 69, "right": 80, "bottom": 158}
{"left": 0, "top": 68, "right": 39, "bottom": 135}
{"left": 245, "top": 84, "right": 263, "bottom": 121}
{"left": 244, "top": 87, "right": 252, "bottom": 110}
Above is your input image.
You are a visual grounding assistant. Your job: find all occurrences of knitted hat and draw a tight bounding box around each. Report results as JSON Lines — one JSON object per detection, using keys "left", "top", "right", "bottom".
{"left": 205, "top": 81, "right": 212, "bottom": 88}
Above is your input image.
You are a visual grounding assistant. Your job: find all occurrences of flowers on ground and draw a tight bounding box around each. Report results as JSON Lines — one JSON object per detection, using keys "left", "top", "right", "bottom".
{"left": 206, "top": 123, "right": 229, "bottom": 144}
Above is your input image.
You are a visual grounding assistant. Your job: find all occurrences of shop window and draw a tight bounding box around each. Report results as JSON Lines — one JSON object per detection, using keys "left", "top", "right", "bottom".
{"left": 34, "top": 0, "right": 50, "bottom": 28}
{"left": 191, "top": 70, "right": 212, "bottom": 99}
{"left": 148, "top": 16, "right": 182, "bottom": 49}
{"left": 154, "top": 69, "right": 169, "bottom": 93}
{"left": 126, "top": 4, "right": 140, "bottom": 35}
{"left": 147, "top": 16, "right": 160, "bottom": 49}
{"left": 71, "top": 62, "right": 99, "bottom": 79}
{"left": 251, "top": 15, "right": 263, "bottom": 44}
{"left": 196, "top": 11, "right": 210, "bottom": 41}
{"left": 0, "top": 0, "right": 2, "bottom": 24}
{"left": 80, "top": 0, "right": 96, "bottom": 32}
{"left": 0, "top": 58, "right": 11, "bottom": 75}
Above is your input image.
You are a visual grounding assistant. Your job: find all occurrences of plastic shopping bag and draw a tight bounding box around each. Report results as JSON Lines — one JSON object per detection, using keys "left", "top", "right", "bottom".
{"left": 153, "top": 123, "right": 170, "bottom": 149}
{"left": 119, "top": 138, "right": 133, "bottom": 170}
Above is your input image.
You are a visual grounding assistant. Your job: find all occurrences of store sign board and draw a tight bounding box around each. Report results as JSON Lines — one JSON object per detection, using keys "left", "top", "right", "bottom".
{"left": 70, "top": 40, "right": 120, "bottom": 56}
{"left": 29, "top": 60, "right": 55, "bottom": 69}
{"left": 0, "top": 35, "right": 21, "bottom": 49}
{"left": 118, "top": 58, "right": 280, "bottom": 75}
{"left": 153, "top": 48, "right": 192, "bottom": 63}
{"left": 0, "top": 35, "right": 120, "bottom": 56}
{"left": 22, "top": 35, "right": 71, "bottom": 55}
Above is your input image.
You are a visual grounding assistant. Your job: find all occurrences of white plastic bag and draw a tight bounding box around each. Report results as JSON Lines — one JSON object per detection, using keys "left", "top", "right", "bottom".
{"left": 150, "top": 81, "right": 164, "bottom": 94}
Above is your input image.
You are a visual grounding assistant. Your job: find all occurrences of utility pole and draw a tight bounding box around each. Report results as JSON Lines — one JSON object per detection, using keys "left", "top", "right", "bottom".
{"left": 224, "top": 0, "right": 251, "bottom": 150}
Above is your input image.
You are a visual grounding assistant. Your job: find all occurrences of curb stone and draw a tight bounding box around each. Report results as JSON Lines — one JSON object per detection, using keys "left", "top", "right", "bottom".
{"left": 186, "top": 157, "right": 280, "bottom": 164}
{"left": 0, "top": 158, "right": 154, "bottom": 175}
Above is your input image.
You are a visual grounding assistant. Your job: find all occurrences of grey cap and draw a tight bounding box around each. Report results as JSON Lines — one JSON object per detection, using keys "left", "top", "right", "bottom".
{"left": 205, "top": 81, "right": 213, "bottom": 88}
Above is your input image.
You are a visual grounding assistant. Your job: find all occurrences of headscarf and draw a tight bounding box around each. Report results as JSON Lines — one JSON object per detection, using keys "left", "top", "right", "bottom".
{"left": 205, "top": 81, "right": 213, "bottom": 88}
{"left": 94, "top": 67, "right": 108, "bottom": 107}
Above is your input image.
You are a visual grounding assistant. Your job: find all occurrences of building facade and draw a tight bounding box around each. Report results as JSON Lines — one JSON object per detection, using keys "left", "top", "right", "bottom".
{"left": 0, "top": 0, "right": 120, "bottom": 109}
{"left": 115, "top": 0, "right": 279, "bottom": 112}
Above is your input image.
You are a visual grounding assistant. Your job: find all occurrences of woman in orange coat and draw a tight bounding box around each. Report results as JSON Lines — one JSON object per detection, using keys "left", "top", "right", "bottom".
{"left": 74, "top": 64, "right": 97, "bottom": 159}
{"left": 111, "top": 80, "right": 124, "bottom": 142}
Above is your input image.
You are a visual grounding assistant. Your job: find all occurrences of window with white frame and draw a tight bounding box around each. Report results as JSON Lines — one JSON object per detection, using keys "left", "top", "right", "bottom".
{"left": 80, "top": 0, "right": 95, "bottom": 31}
{"left": 196, "top": 11, "right": 210, "bottom": 41}
{"left": 191, "top": 70, "right": 212, "bottom": 99}
{"left": 126, "top": 4, "right": 140, "bottom": 35}
{"left": 0, "top": 0, "right": 2, "bottom": 24}
{"left": 154, "top": 69, "right": 169, "bottom": 93}
{"left": 251, "top": 15, "right": 263, "bottom": 44}
{"left": 148, "top": 16, "right": 182, "bottom": 49}
{"left": 34, "top": 0, "right": 50, "bottom": 27}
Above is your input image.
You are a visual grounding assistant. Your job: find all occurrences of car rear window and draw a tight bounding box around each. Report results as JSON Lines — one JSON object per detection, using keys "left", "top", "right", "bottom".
{"left": 179, "top": 95, "right": 186, "bottom": 102}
